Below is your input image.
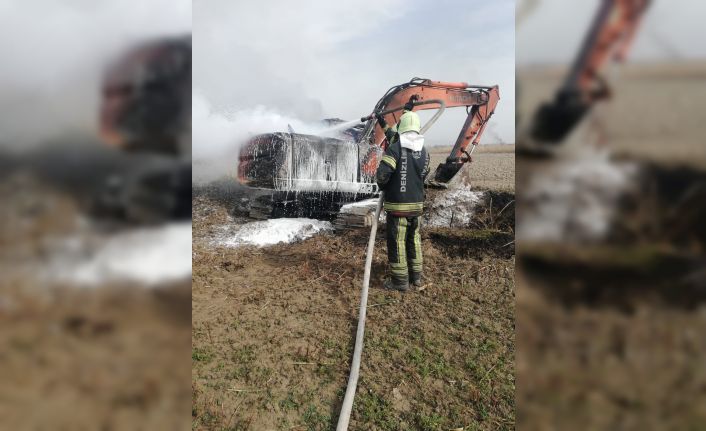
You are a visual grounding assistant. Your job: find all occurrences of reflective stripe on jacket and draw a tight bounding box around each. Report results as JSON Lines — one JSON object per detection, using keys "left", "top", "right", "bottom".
{"left": 375, "top": 127, "right": 430, "bottom": 216}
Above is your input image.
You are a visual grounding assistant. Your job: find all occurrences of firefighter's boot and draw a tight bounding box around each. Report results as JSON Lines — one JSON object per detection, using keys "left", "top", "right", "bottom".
{"left": 383, "top": 277, "right": 409, "bottom": 292}
{"left": 409, "top": 272, "right": 423, "bottom": 288}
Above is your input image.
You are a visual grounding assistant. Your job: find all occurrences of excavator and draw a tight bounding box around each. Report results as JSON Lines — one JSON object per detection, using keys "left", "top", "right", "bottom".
{"left": 96, "top": 34, "right": 192, "bottom": 223}
{"left": 237, "top": 78, "right": 500, "bottom": 220}
{"left": 519, "top": 0, "right": 651, "bottom": 151}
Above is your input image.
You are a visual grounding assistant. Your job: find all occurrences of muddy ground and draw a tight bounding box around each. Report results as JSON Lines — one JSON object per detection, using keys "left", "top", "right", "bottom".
{"left": 192, "top": 153, "right": 516, "bottom": 430}
{"left": 515, "top": 62, "right": 706, "bottom": 430}
{"left": 0, "top": 148, "right": 192, "bottom": 430}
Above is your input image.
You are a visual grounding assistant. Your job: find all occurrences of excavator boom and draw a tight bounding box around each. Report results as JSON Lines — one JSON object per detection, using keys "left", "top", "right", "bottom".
{"left": 529, "top": 0, "right": 650, "bottom": 143}
{"left": 360, "top": 78, "right": 499, "bottom": 183}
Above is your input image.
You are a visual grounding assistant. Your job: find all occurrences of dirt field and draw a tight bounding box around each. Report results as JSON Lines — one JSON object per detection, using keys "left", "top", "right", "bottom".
{"left": 0, "top": 281, "right": 192, "bottom": 430}
{"left": 192, "top": 153, "right": 516, "bottom": 430}
{"left": 430, "top": 144, "right": 515, "bottom": 193}
{"left": 0, "top": 154, "right": 192, "bottom": 430}
{"left": 515, "top": 62, "right": 706, "bottom": 430}
{"left": 518, "top": 62, "right": 706, "bottom": 168}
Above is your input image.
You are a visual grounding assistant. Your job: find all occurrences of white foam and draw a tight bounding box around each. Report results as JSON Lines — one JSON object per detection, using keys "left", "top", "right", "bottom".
{"left": 425, "top": 189, "right": 486, "bottom": 227}
{"left": 220, "top": 218, "right": 333, "bottom": 247}
{"left": 339, "top": 198, "right": 380, "bottom": 211}
{"left": 52, "top": 222, "right": 192, "bottom": 287}
{"left": 518, "top": 155, "right": 639, "bottom": 243}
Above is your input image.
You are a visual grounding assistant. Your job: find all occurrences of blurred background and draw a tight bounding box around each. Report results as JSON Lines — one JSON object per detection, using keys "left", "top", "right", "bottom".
{"left": 515, "top": 0, "right": 706, "bottom": 429}
{"left": 0, "top": 1, "right": 192, "bottom": 429}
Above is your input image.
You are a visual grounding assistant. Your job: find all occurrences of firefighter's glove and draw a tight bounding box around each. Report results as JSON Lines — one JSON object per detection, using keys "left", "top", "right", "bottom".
{"left": 375, "top": 113, "right": 387, "bottom": 129}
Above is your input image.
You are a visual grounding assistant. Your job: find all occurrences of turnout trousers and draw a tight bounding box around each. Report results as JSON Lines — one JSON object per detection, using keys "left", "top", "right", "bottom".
{"left": 386, "top": 214, "right": 423, "bottom": 283}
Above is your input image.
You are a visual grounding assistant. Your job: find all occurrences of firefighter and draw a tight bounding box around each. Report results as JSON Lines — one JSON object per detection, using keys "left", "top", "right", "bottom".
{"left": 375, "top": 103, "right": 430, "bottom": 291}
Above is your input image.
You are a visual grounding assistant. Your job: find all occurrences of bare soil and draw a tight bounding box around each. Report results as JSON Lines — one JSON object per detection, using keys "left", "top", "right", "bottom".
{"left": 518, "top": 62, "right": 706, "bottom": 168}
{"left": 192, "top": 174, "right": 516, "bottom": 430}
{"left": 430, "top": 144, "right": 515, "bottom": 193}
{"left": 0, "top": 282, "right": 192, "bottom": 430}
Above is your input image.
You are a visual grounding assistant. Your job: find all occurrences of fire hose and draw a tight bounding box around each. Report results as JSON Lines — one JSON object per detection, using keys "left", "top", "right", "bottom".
{"left": 335, "top": 100, "right": 445, "bottom": 430}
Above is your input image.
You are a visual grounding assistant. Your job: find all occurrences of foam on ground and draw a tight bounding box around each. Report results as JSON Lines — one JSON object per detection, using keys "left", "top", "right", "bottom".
{"left": 51, "top": 222, "right": 192, "bottom": 287}
{"left": 518, "top": 155, "right": 639, "bottom": 242}
{"left": 425, "top": 188, "right": 486, "bottom": 227}
{"left": 220, "top": 218, "right": 333, "bottom": 247}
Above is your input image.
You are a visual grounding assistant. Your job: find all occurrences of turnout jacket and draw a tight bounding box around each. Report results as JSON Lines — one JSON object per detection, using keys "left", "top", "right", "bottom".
{"left": 376, "top": 127, "right": 431, "bottom": 216}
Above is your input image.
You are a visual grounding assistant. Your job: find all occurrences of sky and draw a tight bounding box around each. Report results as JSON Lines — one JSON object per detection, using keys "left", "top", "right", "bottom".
{"left": 517, "top": 0, "right": 706, "bottom": 64}
{"left": 193, "top": 0, "right": 516, "bottom": 149}
{"left": 1, "top": 0, "right": 701, "bottom": 151}
{"left": 0, "top": 0, "right": 191, "bottom": 148}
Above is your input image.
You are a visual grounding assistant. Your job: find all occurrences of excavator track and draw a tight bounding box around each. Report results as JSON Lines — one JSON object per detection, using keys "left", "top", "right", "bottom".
{"left": 246, "top": 190, "right": 374, "bottom": 220}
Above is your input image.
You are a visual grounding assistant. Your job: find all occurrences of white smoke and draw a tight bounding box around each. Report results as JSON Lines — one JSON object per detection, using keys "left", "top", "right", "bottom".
{"left": 195, "top": 0, "right": 515, "bottom": 145}
{"left": 192, "top": 91, "right": 329, "bottom": 183}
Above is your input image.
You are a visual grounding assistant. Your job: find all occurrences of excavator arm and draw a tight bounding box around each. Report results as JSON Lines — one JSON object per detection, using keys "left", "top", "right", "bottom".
{"left": 530, "top": 0, "right": 651, "bottom": 143}
{"left": 359, "top": 78, "right": 500, "bottom": 184}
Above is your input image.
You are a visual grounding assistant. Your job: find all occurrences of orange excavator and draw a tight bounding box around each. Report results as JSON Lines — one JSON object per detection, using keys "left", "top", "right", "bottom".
{"left": 521, "top": 0, "right": 651, "bottom": 148}
{"left": 237, "top": 78, "right": 500, "bottom": 219}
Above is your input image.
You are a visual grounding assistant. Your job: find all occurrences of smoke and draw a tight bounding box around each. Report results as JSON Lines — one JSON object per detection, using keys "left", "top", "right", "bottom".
{"left": 192, "top": 92, "right": 327, "bottom": 183}
{"left": 194, "top": 0, "right": 515, "bottom": 146}
{"left": 0, "top": 1, "right": 191, "bottom": 149}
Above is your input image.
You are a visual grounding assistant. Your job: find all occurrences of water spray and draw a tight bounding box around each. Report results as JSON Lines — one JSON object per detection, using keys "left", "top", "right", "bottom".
{"left": 317, "top": 119, "right": 366, "bottom": 137}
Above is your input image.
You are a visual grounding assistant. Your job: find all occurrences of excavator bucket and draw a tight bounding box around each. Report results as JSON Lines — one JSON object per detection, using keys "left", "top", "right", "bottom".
{"left": 238, "top": 132, "right": 381, "bottom": 194}
{"left": 432, "top": 160, "right": 465, "bottom": 185}
{"left": 530, "top": 93, "right": 590, "bottom": 143}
